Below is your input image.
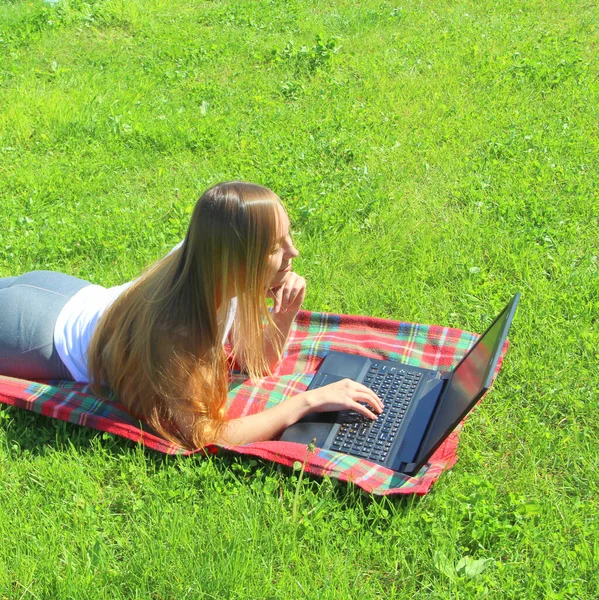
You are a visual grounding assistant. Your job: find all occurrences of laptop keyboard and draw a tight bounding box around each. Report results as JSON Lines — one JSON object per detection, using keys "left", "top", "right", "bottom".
{"left": 330, "top": 363, "right": 422, "bottom": 463}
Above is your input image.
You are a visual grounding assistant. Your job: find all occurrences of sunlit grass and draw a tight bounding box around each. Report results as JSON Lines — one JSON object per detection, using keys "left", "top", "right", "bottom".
{"left": 0, "top": 0, "right": 598, "bottom": 597}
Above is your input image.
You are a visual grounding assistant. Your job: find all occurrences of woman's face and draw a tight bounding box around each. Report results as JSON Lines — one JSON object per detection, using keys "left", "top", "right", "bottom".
{"left": 267, "top": 203, "right": 299, "bottom": 288}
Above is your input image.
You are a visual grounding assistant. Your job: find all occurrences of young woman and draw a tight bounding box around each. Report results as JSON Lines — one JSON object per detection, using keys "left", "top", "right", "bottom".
{"left": 0, "top": 181, "right": 382, "bottom": 448}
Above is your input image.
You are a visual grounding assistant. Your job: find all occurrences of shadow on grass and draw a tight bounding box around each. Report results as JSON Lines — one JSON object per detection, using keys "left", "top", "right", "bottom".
{"left": 1, "top": 404, "right": 424, "bottom": 509}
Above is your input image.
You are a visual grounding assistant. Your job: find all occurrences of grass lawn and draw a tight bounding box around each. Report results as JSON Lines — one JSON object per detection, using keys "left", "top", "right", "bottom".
{"left": 0, "top": 0, "right": 598, "bottom": 597}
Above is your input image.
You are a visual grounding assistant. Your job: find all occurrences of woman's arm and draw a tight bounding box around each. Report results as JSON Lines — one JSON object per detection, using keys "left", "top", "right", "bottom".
{"left": 228, "top": 271, "right": 306, "bottom": 371}
{"left": 263, "top": 309, "right": 297, "bottom": 370}
{"left": 217, "top": 378, "right": 384, "bottom": 446}
{"left": 218, "top": 392, "right": 310, "bottom": 445}
{"left": 264, "top": 271, "right": 306, "bottom": 369}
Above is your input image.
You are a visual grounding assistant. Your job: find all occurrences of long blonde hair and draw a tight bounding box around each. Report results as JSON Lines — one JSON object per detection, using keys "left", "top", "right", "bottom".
{"left": 88, "top": 181, "right": 284, "bottom": 449}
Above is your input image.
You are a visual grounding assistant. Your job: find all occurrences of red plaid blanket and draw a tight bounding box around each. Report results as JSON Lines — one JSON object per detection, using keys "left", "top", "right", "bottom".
{"left": 0, "top": 310, "right": 507, "bottom": 495}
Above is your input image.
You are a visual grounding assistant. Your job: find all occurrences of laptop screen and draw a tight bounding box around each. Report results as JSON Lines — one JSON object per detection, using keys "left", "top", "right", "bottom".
{"left": 415, "top": 294, "right": 520, "bottom": 465}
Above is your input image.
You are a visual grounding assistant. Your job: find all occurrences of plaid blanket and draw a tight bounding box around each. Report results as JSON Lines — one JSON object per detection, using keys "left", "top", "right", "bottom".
{"left": 0, "top": 310, "right": 507, "bottom": 495}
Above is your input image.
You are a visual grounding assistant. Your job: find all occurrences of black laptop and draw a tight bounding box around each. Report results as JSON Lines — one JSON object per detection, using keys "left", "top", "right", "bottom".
{"left": 281, "top": 294, "right": 520, "bottom": 475}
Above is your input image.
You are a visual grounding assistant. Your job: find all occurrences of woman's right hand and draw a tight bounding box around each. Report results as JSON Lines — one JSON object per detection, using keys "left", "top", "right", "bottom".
{"left": 300, "top": 379, "right": 384, "bottom": 420}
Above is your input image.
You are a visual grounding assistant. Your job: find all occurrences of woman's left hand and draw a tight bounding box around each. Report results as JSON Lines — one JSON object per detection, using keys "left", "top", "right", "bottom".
{"left": 268, "top": 271, "right": 306, "bottom": 315}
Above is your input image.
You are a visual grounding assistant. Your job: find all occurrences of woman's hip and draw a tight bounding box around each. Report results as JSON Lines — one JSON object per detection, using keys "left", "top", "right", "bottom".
{"left": 0, "top": 271, "right": 91, "bottom": 380}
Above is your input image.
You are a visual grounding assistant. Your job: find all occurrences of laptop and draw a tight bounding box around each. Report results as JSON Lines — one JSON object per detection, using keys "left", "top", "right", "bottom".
{"left": 281, "top": 293, "right": 520, "bottom": 475}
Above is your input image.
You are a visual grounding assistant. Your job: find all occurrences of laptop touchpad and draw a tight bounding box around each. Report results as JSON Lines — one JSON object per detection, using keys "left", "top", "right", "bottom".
{"left": 320, "top": 352, "right": 366, "bottom": 379}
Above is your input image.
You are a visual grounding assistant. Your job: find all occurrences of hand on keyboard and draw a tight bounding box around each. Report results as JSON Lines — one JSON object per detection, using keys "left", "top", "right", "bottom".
{"left": 301, "top": 379, "right": 384, "bottom": 420}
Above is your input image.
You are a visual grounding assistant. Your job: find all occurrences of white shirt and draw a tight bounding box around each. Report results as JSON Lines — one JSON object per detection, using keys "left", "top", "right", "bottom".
{"left": 53, "top": 242, "right": 237, "bottom": 382}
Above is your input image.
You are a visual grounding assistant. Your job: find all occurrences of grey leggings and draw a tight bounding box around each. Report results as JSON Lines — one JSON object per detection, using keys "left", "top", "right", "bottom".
{"left": 0, "top": 271, "right": 91, "bottom": 380}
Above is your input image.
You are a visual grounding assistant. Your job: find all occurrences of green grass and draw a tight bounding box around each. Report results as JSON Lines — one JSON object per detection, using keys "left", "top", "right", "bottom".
{"left": 1, "top": 0, "right": 598, "bottom": 597}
